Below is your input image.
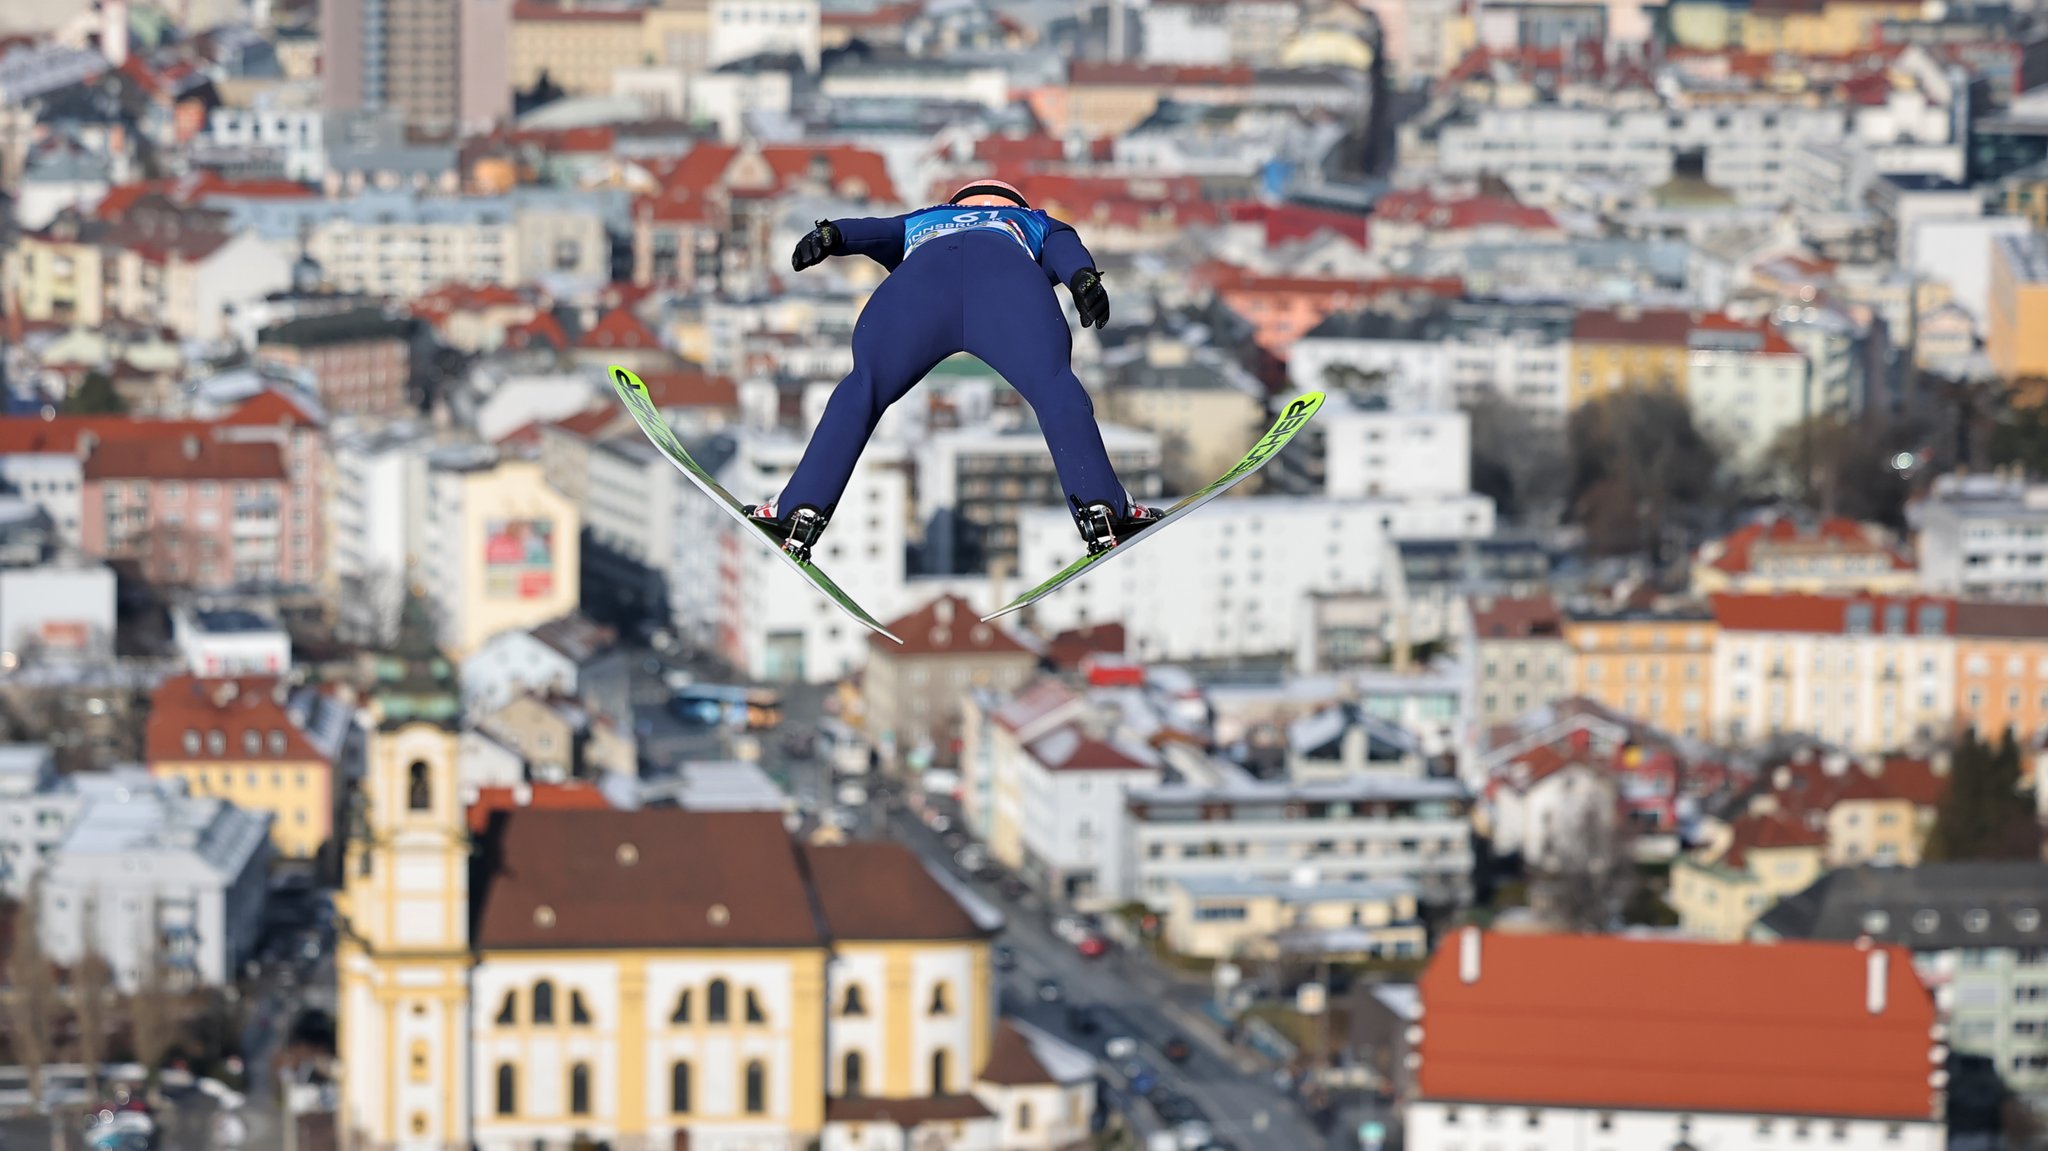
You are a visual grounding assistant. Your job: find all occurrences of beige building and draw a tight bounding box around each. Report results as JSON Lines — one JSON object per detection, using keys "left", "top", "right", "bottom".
{"left": 1711, "top": 594, "right": 1955, "bottom": 752}
{"left": 1669, "top": 812, "right": 1827, "bottom": 941}
{"left": 1468, "top": 595, "right": 1571, "bottom": 728}
{"left": 1164, "top": 876, "right": 1426, "bottom": 962}
{"left": 864, "top": 595, "right": 1040, "bottom": 768}
{"left": 422, "top": 448, "right": 581, "bottom": 658}
{"left": 321, "top": 0, "right": 510, "bottom": 134}
{"left": 3, "top": 224, "right": 108, "bottom": 327}
{"left": 476, "top": 692, "right": 636, "bottom": 782}
{"left": 1690, "top": 517, "right": 1918, "bottom": 597}
{"left": 510, "top": 6, "right": 649, "bottom": 94}
{"left": 1102, "top": 340, "right": 1268, "bottom": 495}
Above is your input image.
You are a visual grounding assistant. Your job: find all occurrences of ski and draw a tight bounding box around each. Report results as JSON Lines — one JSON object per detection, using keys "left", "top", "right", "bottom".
{"left": 607, "top": 366, "right": 903, "bottom": 645}
{"left": 982, "top": 391, "right": 1327, "bottom": 622}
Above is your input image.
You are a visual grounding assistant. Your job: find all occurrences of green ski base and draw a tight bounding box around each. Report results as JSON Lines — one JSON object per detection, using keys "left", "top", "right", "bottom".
{"left": 607, "top": 366, "right": 903, "bottom": 645}
{"left": 983, "top": 391, "right": 1327, "bottom": 622}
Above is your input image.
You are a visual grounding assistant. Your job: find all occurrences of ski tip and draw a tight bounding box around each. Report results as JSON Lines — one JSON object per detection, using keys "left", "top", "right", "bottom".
{"left": 979, "top": 604, "right": 1025, "bottom": 624}
{"left": 609, "top": 365, "right": 641, "bottom": 390}
{"left": 877, "top": 627, "right": 905, "bottom": 645}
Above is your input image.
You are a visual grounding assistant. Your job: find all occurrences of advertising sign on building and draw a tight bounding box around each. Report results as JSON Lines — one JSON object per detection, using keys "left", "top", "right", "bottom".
{"left": 485, "top": 518, "right": 555, "bottom": 599}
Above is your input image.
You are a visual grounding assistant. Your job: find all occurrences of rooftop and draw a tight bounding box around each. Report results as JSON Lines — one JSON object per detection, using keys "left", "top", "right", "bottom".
{"left": 1757, "top": 862, "right": 2048, "bottom": 950}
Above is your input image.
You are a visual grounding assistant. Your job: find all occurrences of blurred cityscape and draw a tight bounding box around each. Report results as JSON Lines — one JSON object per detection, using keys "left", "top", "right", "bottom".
{"left": 2, "top": 0, "right": 2048, "bottom": 1149}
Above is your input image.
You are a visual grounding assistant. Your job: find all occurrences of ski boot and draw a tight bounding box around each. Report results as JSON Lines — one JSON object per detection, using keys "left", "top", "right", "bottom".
{"left": 744, "top": 502, "right": 830, "bottom": 563}
{"left": 1073, "top": 500, "right": 1164, "bottom": 556}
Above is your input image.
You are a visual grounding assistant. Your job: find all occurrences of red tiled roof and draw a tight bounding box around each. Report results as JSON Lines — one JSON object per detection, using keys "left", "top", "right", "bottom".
{"left": 146, "top": 676, "right": 326, "bottom": 764}
{"left": 1720, "top": 810, "right": 1828, "bottom": 867}
{"left": 825, "top": 1096, "right": 995, "bottom": 1125}
{"left": 875, "top": 594, "right": 1036, "bottom": 657}
{"left": 1373, "top": 187, "right": 1559, "bottom": 232}
{"left": 801, "top": 842, "right": 991, "bottom": 940}
{"left": 219, "top": 389, "right": 324, "bottom": 429}
{"left": 465, "top": 782, "right": 612, "bottom": 835}
{"left": 0, "top": 415, "right": 208, "bottom": 455}
{"left": 990, "top": 679, "right": 1082, "bottom": 736}
{"left": 653, "top": 144, "right": 899, "bottom": 203}
{"left": 1199, "top": 261, "right": 1462, "bottom": 302}
{"left": 506, "top": 311, "right": 569, "bottom": 352}
{"left": 1471, "top": 594, "right": 1562, "bottom": 639}
{"left": 637, "top": 368, "right": 739, "bottom": 409}
{"left": 1702, "top": 517, "right": 1910, "bottom": 575}
{"left": 576, "top": 308, "right": 660, "bottom": 351}
{"left": 94, "top": 173, "right": 315, "bottom": 220}
{"left": 1225, "top": 201, "right": 1371, "bottom": 248}
{"left": 973, "top": 133, "right": 1067, "bottom": 166}
{"left": 83, "top": 436, "right": 283, "bottom": 482}
{"left": 1026, "top": 725, "right": 1153, "bottom": 773}
{"left": 1417, "top": 931, "right": 1939, "bottom": 1119}
{"left": 1711, "top": 593, "right": 1956, "bottom": 635}
{"left": 1572, "top": 306, "right": 1698, "bottom": 345}
{"left": 509, "top": 125, "right": 616, "bottom": 153}
{"left": 980, "top": 1020, "right": 1059, "bottom": 1084}
{"left": 1046, "top": 622, "right": 1126, "bottom": 670}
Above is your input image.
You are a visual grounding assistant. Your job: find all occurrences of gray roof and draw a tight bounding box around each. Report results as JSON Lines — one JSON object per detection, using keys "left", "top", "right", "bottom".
{"left": 60, "top": 770, "right": 272, "bottom": 879}
{"left": 1756, "top": 863, "right": 2048, "bottom": 951}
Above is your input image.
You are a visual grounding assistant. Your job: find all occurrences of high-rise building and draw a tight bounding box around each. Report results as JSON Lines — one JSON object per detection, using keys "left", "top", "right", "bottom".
{"left": 321, "top": 0, "right": 510, "bottom": 135}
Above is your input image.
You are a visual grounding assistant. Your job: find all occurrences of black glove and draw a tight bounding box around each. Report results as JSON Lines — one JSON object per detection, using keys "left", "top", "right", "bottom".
{"left": 792, "top": 219, "right": 839, "bottom": 271}
{"left": 1069, "top": 267, "right": 1110, "bottom": 329}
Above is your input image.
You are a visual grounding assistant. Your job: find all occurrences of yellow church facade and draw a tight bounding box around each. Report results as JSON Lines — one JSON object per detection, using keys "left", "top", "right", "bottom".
{"left": 336, "top": 604, "right": 1079, "bottom": 1151}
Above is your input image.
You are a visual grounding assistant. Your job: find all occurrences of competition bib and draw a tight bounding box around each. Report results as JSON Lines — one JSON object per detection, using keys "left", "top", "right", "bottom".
{"left": 902, "top": 206, "right": 1052, "bottom": 261}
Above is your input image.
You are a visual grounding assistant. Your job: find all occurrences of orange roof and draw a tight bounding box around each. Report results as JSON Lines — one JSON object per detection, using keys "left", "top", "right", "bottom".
{"left": 465, "top": 782, "right": 613, "bottom": 834}
{"left": 546, "top": 407, "right": 620, "bottom": 440}
{"left": 1711, "top": 593, "right": 1955, "bottom": 635}
{"left": 1703, "top": 517, "right": 1910, "bottom": 575}
{"left": 1374, "top": 187, "right": 1558, "bottom": 232}
{"left": 651, "top": 143, "right": 898, "bottom": 203}
{"left": 877, "top": 595, "right": 1036, "bottom": 657}
{"left": 84, "top": 437, "right": 284, "bottom": 482}
{"left": 0, "top": 415, "right": 208, "bottom": 455}
{"left": 1573, "top": 306, "right": 1697, "bottom": 345}
{"left": 1472, "top": 595, "right": 1562, "bottom": 639}
{"left": 94, "top": 173, "right": 316, "bottom": 220}
{"left": 576, "top": 308, "right": 660, "bottom": 351}
{"left": 1417, "top": 931, "right": 1939, "bottom": 1119}
{"left": 218, "top": 389, "right": 324, "bottom": 429}
{"left": 1720, "top": 811, "right": 1828, "bottom": 867}
{"left": 637, "top": 369, "right": 739, "bottom": 409}
{"left": 146, "top": 676, "right": 327, "bottom": 764}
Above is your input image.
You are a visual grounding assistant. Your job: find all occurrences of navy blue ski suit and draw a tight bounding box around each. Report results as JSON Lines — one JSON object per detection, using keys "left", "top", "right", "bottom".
{"left": 774, "top": 205, "right": 1129, "bottom": 520}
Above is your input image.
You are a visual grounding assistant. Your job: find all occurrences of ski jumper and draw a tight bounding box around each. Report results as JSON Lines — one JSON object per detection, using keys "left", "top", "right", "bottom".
{"left": 773, "top": 205, "right": 1130, "bottom": 520}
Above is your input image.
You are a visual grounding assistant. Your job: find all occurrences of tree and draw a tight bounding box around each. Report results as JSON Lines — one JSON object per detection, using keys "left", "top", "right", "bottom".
{"left": 127, "top": 931, "right": 177, "bottom": 1093}
{"left": 1532, "top": 795, "right": 1638, "bottom": 933}
{"left": 60, "top": 370, "right": 128, "bottom": 415}
{"left": 3, "top": 890, "right": 60, "bottom": 1105}
{"left": 72, "top": 942, "right": 112, "bottom": 1104}
{"left": 1567, "top": 390, "right": 1723, "bottom": 564}
{"left": 1469, "top": 392, "right": 1568, "bottom": 524}
{"left": 1925, "top": 729, "right": 2042, "bottom": 862}
{"left": 1761, "top": 414, "right": 1916, "bottom": 528}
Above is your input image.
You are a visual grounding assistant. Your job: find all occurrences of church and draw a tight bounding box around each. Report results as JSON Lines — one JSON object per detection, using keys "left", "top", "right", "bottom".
{"left": 336, "top": 601, "right": 1094, "bottom": 1151}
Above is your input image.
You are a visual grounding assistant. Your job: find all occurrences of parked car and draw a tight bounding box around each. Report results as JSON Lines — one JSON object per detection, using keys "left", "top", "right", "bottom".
{"left": 992, "top": 944, "right": 1016, "bottom": 972}
{"left": 835, "top": 783, "right": 868, "bottom": 807}
{"left": 1076, "top": 933, "right": 1108, "bottom": 959}
{"left": 1053, "top": 913, "right": 1090, "bottom": 944}
{"left": 1174, "top": 1120, "right": 1215, "bottom": 1151}
{"left": 1036, "top": 978, "right": 1063, "bottom": 1003}
{"left": 1162, "top": 1036, "right": 1193, "bottom": 1064}
{"left": 1104, "top": 1036, "right": 1137, "bottom": 1061}
{"left": 954, "top": 844, "right": 987, "bottom": 872}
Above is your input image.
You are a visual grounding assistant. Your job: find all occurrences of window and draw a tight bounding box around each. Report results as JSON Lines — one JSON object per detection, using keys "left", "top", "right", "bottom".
{"left": 1885, "top": 1124, "right": 1903, "bottom": 1142}
{"left": 843, "top": 1051, "right": 864, "bottom": 1097}
{"left": 243, "top": 730, "right": 260, "bottom": 755}
{"left": 1597, "top": 1114, "right": 1614, "bottom": 1133}
{"left": 745, "top": 988, "right": 766, "bottom": 1023}
{"left": 929, "top": 981, "right": 952, "bottom": 1016}
{"left": 568, "top": 1063, "right": 590, "bottom": 1115}
{"left": 1759, "top": 1119, "right": 1776, "bottom": 1136}
{"left": 409, "top": 1040, "right": 430, "bottom": 1083}
{"left": 841, "top": 985, "right": 866, "bottom": 1016}
{"left": 670, "top": 1061, "right": 691, "bottom": 1113}
{"left": 494, "top": 1064, "right": 516, "bottom": 1115}
{"left": 407, "top": 761, "right": 431, "bottom": 811}
{"left": 532, "top": 980, "right": 555, "bottom": 1024}
{"left": 1832, "top": 1122, "right": 1849, "bottom": 1141}
{"left": 930, "top": 1049, "right": 951, "bottom": 1093}
{"left": 1019, "top": 1100, "right": 1036, "bottom": 1131}
{"left": 708, "top": 979, "right": 729, "bottom": 1022}
{"left": 744, "top": 1060, "right": 766, "bottom": 1114}
{"left": 1525, "top": 1110, "right": 1540, "bottom": 1129}
{"left": 496, "top": 991, "right": 517, "bottom": 1025}
{"left": 671, "top": 989, "right": 691, "bottom": 1024}
{"left": 570, "top": 990, "right": 591, "bottom": 1024}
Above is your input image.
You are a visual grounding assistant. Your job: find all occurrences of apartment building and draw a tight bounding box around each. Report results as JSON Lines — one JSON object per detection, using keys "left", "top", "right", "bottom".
{"left": 1691, "top": 517, "right": 1918, "bottom": 597}
{"left": 1954, "top": 602, "right": 2048, "bottom": 740}
{"left": 145, "top": 676, "right": 347, "bottom": 860}
{"left": 1564, "top": 606, "right": 1717, "bottom": 741}
{"left": 1467, "top": 595, "right": 1571, "bottom": 729}
{"left": 865, "top": 596, "right": 1039, "bottom": 768}
{"left": 1712, "top": 594, "right": 1956, "bottom": 751}
{"left": 1912, "top": 473, "right": 2048, "bottom": 599}
{"left": 420, "top": 446, "right": 582, "bottom": 658}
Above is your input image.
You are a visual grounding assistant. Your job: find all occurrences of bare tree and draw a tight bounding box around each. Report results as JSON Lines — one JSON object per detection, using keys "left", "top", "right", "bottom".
{"left": 1532, "top": 799, "right": 1638, "bottom": 933}
{"left": 73, "top": 909, "right": 112, "bottom": 1103}
{"left": 127, "top": 931, "right": 176, "bottom": 1094}
{"left": 4, "top": 889, "right": 59, "bottom": 1105}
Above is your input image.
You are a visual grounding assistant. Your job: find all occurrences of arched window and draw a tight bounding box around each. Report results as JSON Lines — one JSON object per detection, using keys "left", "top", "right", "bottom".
{"left": 928, "top": 980, "right": 951, "bottom": 1016}
{"left": 744, "top": 988, "right": 766, "bottom": 1024}
{"left": 707, "top": 978, "right": 729, "bottom": 1023}
{"left": 531, "top": 980, "right": 555, "bottom": 1024}
{"left": 568, "top": 1063, "right": 590, "bottom": 1115}
{"left": 1019, "top": 1100, "right": 1033, "bottom": 1131}
{"left": 494, "top": 1064, "right": 516, "bottom": 1116}
{"left": 569, "top": 989, "right": 591, "bottom": 1025}
{"left": 843, "top": 1051, "right": 864, "bottom": 1097}
{"left": 930, "top": 1049, "right": 950, "bottom": 1093}
{"left": 670, "top": 988, "right": 691, "bottom": 1024}
{"left": 495, "top": 990, "right": 517, "bottom": 1025}
{"left": 407, "top": 762, "right": 431, "bottom": 811}
{"left": 841, "top": 984, "right": 866, "bottom": 1016}
{"left": 670, "top": 1062, "right": 691, "bottom": 1113}
{"left": 743, "top": 1060, "right": 766, "bottom": 1114}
